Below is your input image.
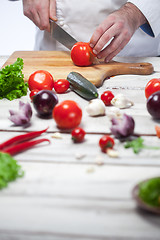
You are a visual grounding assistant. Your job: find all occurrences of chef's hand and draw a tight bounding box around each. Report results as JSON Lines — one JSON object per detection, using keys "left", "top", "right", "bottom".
{"left": 22, "top": 0, "right": 57, "bottom": 32}
{"left": 90, "top": 3, "right": 147, "bottom": 62}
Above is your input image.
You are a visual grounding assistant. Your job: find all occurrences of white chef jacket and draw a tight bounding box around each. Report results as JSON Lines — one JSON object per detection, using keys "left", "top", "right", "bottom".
{"left": 34, "top": 0, "right": 160, "bottom": 57}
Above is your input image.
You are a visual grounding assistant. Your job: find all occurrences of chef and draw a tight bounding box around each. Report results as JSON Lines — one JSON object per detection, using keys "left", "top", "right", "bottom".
{"left": 22, "top": 0, "right": 160, "bottom": 61}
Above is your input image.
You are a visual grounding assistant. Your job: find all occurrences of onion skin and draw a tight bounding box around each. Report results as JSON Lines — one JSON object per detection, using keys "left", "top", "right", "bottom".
{"left": 110, "top": 114, "right": 135, "bottom": 139}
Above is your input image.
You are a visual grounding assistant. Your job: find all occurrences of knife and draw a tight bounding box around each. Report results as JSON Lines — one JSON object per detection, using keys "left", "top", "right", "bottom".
{"left": 50, "top": 19, "right": 77, "bottom": 50}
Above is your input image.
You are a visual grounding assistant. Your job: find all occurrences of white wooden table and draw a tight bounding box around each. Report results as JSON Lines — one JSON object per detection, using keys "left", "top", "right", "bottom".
{"left": 0, "top": 55, "right": 160, "bottom": 240}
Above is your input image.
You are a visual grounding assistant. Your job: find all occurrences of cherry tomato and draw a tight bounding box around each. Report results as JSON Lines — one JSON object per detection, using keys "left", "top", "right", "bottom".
{"left": 71, "top": 42, "right": 95, "bottom": 67}
{"left": 99, "top": 135, "right": 115, "bottom": 153}
{"left": 101, "top": 91, "right": 114, "bottom": 106}
{"left": 28, "top": 70, "right": 54, "bottom": 91}
{"left": 71, "top": 127, "right": 86, "bottom": 143}
{"left": 145, "top": 78, "right": 160, "bottom": 99}
{"left": 52, "top": 100, "right": 82, "bottom": 129}
{"left": 53, "top": 79, "right": 70, "bottom": 93}
{"left": 29, "top": 89, "right": 39, "bottom": 101}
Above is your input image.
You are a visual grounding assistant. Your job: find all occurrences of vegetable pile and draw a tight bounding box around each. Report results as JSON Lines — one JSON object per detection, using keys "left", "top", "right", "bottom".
{"left": 1, "top": 54, "right": 160, "bottom": 192}
{"left": 0, "top": 152, "right": 24, "bottom": 189}
{"left": 0, "top": 58, "right": 28, "bottom": 100}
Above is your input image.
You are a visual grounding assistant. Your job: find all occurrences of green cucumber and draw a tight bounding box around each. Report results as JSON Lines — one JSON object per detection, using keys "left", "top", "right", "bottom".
{"left": 67, "top": 72, "right": 98, "bottom": 100}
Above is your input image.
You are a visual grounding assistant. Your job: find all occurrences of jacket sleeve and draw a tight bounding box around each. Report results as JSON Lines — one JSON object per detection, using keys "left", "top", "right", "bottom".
{"left": 127, "top": 0, "right": 160, "bottom": 37}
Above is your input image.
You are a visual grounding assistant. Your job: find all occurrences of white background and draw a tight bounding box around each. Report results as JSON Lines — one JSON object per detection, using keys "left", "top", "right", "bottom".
{"left": 0, "top": 0, "right": 35, "bottom": 55}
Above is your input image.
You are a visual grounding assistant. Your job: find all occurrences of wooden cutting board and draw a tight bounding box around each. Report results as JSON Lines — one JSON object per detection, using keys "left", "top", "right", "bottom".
{"left": 3, "top": 51, "right": 154, "bottom": 87}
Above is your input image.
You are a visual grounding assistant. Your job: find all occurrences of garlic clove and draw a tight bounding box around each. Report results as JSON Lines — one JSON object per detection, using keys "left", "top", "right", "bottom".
{"left": 106, "top": 148, "right": 119, "bottom": 158}
{"left": 107, "top": 106, "right": 122, "bottom": 120}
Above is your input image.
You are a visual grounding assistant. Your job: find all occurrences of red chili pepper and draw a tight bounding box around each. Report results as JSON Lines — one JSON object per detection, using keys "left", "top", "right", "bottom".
{"left": 2, "top": 138, "right": 50, "bottom": 156}
{"left": 0, "top": 128, "right": 48, "bottom": 150}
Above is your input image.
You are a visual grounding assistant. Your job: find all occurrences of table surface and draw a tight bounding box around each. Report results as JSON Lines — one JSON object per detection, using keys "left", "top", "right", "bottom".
{"left": 0, "top": 55, "right": 160, "bottom": 240}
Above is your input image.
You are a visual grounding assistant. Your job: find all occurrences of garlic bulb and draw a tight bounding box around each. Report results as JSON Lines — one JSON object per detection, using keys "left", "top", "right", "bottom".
{"left": 86, "top": 99, "right": 105, "bottom": 116}
{"left": 111, "top": 93, "right": 134, "bottom": 109}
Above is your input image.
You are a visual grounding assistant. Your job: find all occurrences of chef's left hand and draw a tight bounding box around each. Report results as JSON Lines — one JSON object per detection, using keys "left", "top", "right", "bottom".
{"left": 90, "top": 3, "right": 146, "bottom": 62}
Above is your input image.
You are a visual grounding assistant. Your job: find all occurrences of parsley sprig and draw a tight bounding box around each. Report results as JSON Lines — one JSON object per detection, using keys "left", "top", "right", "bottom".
{"left": 124, "top": 137, "right": 160, "bottom": 154}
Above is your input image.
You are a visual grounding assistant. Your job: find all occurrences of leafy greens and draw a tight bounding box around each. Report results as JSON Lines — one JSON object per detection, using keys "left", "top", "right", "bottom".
{"left": 0, "top": 152, "right": 24, "bottom": 189}
{"left": 124, "top": 137, "right": 160, "bottom": 154}
{"left": 139, "top": 177, "right": 160, "bottom": 207}
{"left": 0, "top": 58, "right": 28, "bottom": 100}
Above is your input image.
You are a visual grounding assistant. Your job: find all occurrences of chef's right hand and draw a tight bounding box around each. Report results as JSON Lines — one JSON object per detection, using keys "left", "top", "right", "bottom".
{"left": 22, "top": 0, "right": 57, "bottom": 32}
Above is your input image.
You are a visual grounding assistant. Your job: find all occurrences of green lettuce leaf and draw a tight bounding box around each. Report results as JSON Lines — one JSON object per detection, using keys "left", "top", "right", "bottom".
{"left": 0, "top": 58, "right": 28, "bottom": 100}
{"left": 0, "top": 152, "right": 24, "bottom": 189}
{"left": 139, "top": 178, "right": 160, "bottom": 207}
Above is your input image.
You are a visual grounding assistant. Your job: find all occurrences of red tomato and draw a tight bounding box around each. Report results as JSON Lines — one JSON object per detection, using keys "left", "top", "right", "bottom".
{"left": 28, "top": 70, "right": 54, "bottom": 91}
{"left": 29, "top": 89, "right": 39, "bottom": 101}
{"left": 145, "top": 78, "right": 160, "bottom": 99}
{"left": 99, "top": 135, "right": 115, "bottom": 153}
{"left": 101, "top": 91, "right": 114, "bottom": 106}
{"left": 52, "top": 100, "right": 82, "bottom": 129}
{"left": 53, "top": 79, "right": 70, "bottom": 93}
{"left": 71, "top": 127, "right": 86, "bottom": 143}
{"left": 71, "top": 42, "right": 95, "bottom": 67}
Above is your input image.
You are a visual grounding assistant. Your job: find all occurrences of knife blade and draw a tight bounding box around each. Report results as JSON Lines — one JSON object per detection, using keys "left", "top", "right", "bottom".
{"left": 50, "top": 19, "right": 77, "bottom": 50}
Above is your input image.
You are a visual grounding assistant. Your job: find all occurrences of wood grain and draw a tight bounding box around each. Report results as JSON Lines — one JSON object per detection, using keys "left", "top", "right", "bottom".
{"left": 2, "top": 51, "right": 154, "bottom": 87}
{"left": 0, "top": 163, "right": 160, "bottom": 240}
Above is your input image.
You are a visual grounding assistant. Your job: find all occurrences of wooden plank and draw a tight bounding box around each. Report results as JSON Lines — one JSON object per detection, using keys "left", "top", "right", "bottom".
{"left": 0, "top": 197, "right": 160, "bottom": 240}
{"left": 0, "top": 87, "right": 159, "bottom": 135}
{"left": 2, "top": 51, "right": 154, "bottom": 87}
{"left": 0, "top": 163, "right": 160, "bottom": 239}
{"left": 1, "top": 163, "right": 160, "bottom": 199}
{"left": 0, "top": 131, "right": 160, "bottom": 166}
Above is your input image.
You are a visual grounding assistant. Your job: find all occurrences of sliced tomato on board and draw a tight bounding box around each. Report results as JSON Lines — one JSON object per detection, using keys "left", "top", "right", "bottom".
{"left": 71, "top": 42, "right": 95, "bottom": 67}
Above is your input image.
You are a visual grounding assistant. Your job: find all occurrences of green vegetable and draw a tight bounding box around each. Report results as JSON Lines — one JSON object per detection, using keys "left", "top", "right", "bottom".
{"left": 67, "top": 71, "right": 98, "bottom": 100}
{"left": 139, "top": 177, "right": 160, "bottom": 207}
{"left": 0, "top": 58, "right": 28, "bottom": 100}
{"left": 124, "top": 137, "right": 160, "bottom": 154}
{"left": 0, "top": 152, "right": 24, "bottom": 189}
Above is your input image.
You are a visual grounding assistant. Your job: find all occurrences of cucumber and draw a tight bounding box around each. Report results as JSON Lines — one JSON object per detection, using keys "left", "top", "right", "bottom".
{"left": 67, "top": 72, "right": 98, "bottom": 100}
